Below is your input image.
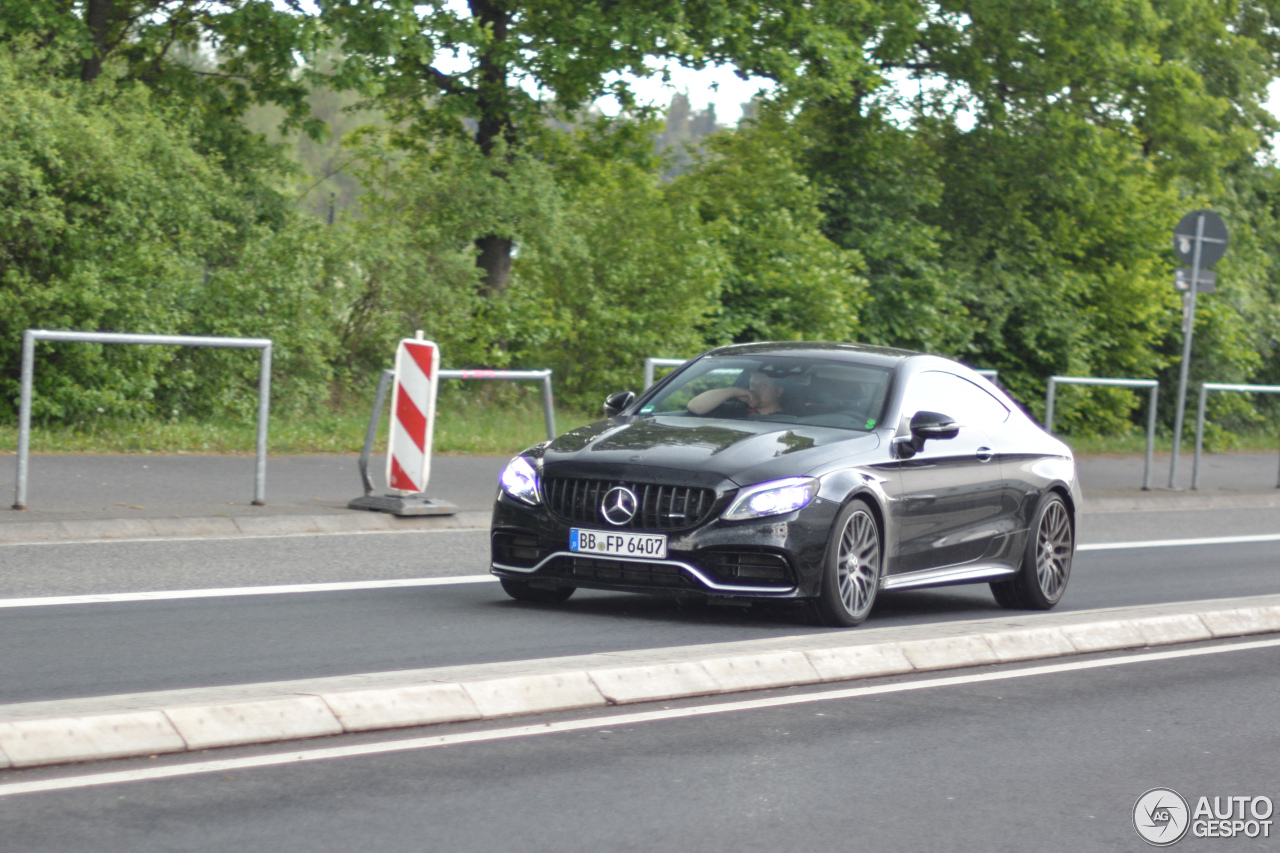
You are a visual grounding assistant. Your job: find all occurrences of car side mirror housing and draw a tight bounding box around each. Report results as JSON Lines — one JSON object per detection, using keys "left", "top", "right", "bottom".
{"left": 603, "top": 390, "right": 636, "bottom": 418}
{"left": 911, "top": 410, "right": 960, "bottom": 441}
{"left": 893, "top": 411, "right": 960, "bottom": 459}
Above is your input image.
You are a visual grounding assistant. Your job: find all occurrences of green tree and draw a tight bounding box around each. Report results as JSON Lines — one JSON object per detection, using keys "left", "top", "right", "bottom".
{"left": 0, "top": 0, "right": 322, "bottom": 119}
{"left": 320, "top": 0, "right": 867, "bottom": 295}
{"left": 785, "top": 0, "right": 1280, "bottom": 432}
{"left": 671, "top": 117, "right": 866, "bottom": 345}
{"left": 517, "top": 124, "right": 725, "bottom": 403}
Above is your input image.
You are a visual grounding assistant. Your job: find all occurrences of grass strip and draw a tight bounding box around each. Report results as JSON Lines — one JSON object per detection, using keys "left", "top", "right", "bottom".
{"left": 0, "top": 407, "right": 1275, "bottom": 457}
{"left": 0, "top": 402, "right": 600, "bottom": 457}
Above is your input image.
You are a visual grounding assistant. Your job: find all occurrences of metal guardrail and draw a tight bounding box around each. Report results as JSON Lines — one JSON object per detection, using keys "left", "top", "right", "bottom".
{"left": 357, "top": 367, "right": 557, "bottom": 497}
{"left": 12, "top": 330, "right": 273, "bottom": 510}
{"left": 643, "top": 358, "right": 687, "bottom": 390}
{"left": 1045, "top": 375, "right": 1159, "bottom": 491}
{"left": 1192, "top": 382, "right": 1280, "bottom": 490}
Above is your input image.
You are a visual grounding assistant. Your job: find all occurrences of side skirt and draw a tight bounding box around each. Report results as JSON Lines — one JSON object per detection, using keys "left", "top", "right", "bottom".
{"left": 880, "top": 563, "right": 1017, "bottom": 591}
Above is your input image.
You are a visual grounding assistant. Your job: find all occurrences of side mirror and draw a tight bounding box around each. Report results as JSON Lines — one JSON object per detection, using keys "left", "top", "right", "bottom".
{"left": 893, "top": 411, "right": 960, "bottom": 459}
{"left": 603, "top": 390, "right": 636, "bottom": 418}
{"left": 911, "top": 410, "right": 960, "bottom": 441}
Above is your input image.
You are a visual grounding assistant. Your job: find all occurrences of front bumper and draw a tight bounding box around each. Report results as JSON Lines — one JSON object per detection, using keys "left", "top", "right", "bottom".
{"left": 490, "top": 492, "right": 838, "bottom": 600}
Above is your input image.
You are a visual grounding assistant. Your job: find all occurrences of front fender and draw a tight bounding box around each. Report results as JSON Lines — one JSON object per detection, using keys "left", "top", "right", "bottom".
{"left": 816, "top": 467, "right": 898, "bottom": 576}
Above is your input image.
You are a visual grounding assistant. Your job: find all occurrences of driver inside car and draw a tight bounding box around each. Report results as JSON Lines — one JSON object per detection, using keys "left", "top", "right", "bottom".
{"left": 686, "top": 370, "right": 786, "bottom": 417}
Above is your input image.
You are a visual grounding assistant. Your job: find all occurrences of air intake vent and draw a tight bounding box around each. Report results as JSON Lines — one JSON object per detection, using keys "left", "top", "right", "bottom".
{"left": 699, "top": 550, "right": 794, "bottom": 587}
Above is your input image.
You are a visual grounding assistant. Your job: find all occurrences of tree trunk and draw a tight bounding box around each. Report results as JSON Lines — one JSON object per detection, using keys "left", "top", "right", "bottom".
{"left": 475, "top": 235, "right": 514, "bottom": 294}
{"left": 470, "top": 0, "right": 515, "bottom": 296}
{"left": 81, "top": 0, "right": 114, "bottom": 82}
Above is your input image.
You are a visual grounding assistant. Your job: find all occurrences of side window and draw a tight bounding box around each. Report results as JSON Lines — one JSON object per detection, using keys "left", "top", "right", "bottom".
{"left": 900, "top": 371, "right": 1009, "bottom": 428}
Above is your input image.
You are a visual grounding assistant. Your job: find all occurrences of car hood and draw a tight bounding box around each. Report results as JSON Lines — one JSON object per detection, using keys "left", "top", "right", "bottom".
{"left": 540, "top": 415, "right": 881, "bottom": 485}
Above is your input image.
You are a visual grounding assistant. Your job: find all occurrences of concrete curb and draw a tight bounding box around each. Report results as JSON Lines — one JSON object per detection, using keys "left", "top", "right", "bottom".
{"left": 0, "top": 511, "right": 492, "bottom": 544}
{"left": 2, "top": 595, "right": 1279, "bottom": 771}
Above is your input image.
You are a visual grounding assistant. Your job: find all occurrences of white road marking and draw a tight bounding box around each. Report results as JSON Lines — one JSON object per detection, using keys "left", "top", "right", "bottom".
{"left": 0, "top": 576, "right": 497, "bottom": 609}
{"left": 3, "top": 636, "right": 1279, "bottom": 799}
{"left": 1078, "top": 532, "right": 1280, "bottom": 551}
{"left": 0, "top": 531, "right": 1274, "bottom": 608}
{"left": 0, "top": 522, "right": 488, "bottom": 548}
{"left": 0, "top": 527, "right": 486, "bottom": 548}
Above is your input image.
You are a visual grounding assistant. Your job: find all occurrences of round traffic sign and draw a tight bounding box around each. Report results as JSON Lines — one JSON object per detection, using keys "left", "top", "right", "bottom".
{"left": 1172, "top": 210, "right": 1228, "bottom": 268}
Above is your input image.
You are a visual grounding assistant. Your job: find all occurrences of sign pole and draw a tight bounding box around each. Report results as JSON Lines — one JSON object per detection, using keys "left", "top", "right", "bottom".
{"left": 1168, "top": 214, "right": 1205, "bottom": 489}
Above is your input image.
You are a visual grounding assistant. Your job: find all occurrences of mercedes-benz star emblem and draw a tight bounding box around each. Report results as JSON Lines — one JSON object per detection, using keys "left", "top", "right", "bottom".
{"left": 601, "top": 486, "right": 638, "bottom": 526}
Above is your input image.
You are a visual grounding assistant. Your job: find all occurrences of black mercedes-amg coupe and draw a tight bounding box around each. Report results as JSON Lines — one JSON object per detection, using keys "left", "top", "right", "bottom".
{"left": 490, "top": 342, "right": 1080, "bottom": 626}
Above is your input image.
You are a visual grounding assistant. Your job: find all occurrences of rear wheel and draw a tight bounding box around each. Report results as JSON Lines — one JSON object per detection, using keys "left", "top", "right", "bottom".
{"left": 499, "top": 578, "right": 576, "bottom": 604}
{"left": 990, "top": 492, "right": 1073, "bottom": 610}
{"left": 811, "top": 499, "right": 882, "bottom": 627}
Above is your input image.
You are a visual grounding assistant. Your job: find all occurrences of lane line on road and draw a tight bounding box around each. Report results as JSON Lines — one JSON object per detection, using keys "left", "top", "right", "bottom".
{"left": 1078, "top": 532, "right": 1280, "bottom": 551}
{"left": 0, "top": 527, "right": 486, "bottom": 548}
{"left": 6, "top": 527, "right": 1277, "bottom": 553}
{"left": 0, "top": 576, "right": 497, "bottom": 609}
{"left": 2, "top": 532, "right": 1276, "bottom": 608}
{"left": 4, "top": 636, "right": 1279, "bottom": 799}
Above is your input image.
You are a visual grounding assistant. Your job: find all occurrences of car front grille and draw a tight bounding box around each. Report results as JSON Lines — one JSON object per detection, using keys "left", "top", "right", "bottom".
{"left": 543, "top": 477, "right": 718, "bottom": 531}
{"left": 541, "top": 555, "right": 696, "bottom": 589}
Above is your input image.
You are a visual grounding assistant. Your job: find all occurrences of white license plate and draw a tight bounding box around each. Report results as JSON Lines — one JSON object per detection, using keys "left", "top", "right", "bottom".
{"left": 570, "top": 528, "right": 667, "bottom": 559}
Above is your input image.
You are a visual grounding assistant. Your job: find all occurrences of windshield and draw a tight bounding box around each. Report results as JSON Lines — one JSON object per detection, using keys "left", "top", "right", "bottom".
{"left": 638, "top": 355, "right": 892, "bottom": 432}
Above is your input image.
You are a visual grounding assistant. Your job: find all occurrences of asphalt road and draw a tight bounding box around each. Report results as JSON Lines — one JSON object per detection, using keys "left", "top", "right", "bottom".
{"left": 1, "top": 505, "right": 1277, "bottom": 599}
{"left": 0, "top": 509, "right": 1277, "bottom": 705}
{"left": 3, "top": 640, "right": 1277, "bottom": 852}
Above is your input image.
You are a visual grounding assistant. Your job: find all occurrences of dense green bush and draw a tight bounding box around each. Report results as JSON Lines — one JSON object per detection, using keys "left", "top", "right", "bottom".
{"left": 0, "top": 46, "right": 343, "bottom": 423}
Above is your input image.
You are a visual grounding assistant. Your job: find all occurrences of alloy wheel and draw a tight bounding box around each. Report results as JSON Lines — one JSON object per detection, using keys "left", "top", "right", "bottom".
{"left": 837, "top": 508, "right": 881, "bottom": 618}
{"left": 1035, "top": 500, "right": 1072, "bottom": 600}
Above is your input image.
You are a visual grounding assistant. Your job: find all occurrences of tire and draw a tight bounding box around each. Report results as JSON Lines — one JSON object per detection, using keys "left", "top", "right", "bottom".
{"left": 990, "top": 491, "right": 1073, "bottom": 610}
{"left": 499, "top": 578, "right": 576, "bottom": 604}
{"left": 810, "top": 499, "right": 883, "bottom": 627}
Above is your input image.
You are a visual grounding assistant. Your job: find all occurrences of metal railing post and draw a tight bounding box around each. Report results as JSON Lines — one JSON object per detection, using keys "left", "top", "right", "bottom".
{"left": 13, "top": 331, "right": 34, "bottom": 510}
{"left": 1143, "top": 384, "right": 1159, "bottom": 491}
{"left": 540, "top": 372, "right": 556, "bottom": 440}
{"left": 1043, "top": 375, "right": 1159, "bottom": 488}
{"left": 1188, "top": 382, "right": 1280, "bottom": 490}
{"left": 11, "top": 330, "right": 273, "bottom": 510}
{"left": 436, "top": 368, "right": 558, "bottom": 442}
{"left": 642, "top": 358, "right": 687, "bottom": 390}
{"left": 253, "top": 344, "right": 272, "bottom": 506}
{"left": 1044, "top": 378, "right": 1057, "bottom": 434}
{"left": 1191, "top": 384, "right": 1209, "bottom": 490}
{"left": 357, "top": 370, "right": 394, "bottom": 497}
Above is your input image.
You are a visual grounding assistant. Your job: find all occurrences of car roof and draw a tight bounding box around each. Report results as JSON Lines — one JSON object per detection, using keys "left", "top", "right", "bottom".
{"left": 701, "top": 341, "right": 921, "bottom": 369}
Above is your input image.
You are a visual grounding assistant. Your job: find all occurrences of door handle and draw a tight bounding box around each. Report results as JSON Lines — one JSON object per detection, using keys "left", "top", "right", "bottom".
{"left": 976, "top": 447, "right": 994, "bottom": 463}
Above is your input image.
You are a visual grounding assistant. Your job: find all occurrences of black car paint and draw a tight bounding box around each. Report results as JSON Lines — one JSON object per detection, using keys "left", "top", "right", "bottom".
{"left": 490, "top": 342, "right": 1080, "bottom": 604}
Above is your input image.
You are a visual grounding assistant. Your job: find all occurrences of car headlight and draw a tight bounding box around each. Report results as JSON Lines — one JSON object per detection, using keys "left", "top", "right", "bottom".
{"left": 499, "top": 456, "right": 541, "bottom": 505}
{"left": 722, "top": 477, "right": 818, "bottom": 521}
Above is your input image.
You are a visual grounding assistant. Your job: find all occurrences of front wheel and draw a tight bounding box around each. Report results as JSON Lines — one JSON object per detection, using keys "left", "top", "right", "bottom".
{"left": 811, "top": 499, "right": 882, "bottom": 627}
{"left": 499, "top": 578, "right": 576, "bottom": 604}
{"left": 990, "top": 491, "right": 1073, "bottom": 610}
